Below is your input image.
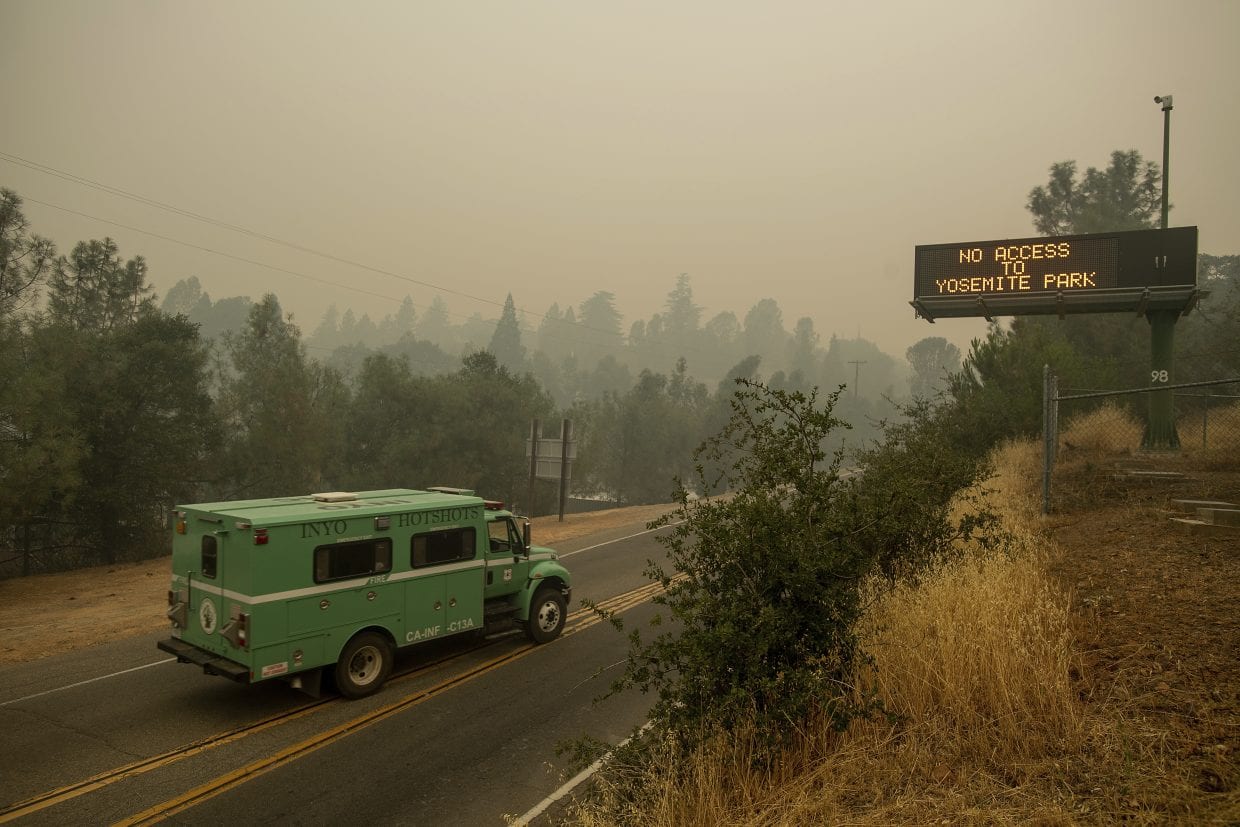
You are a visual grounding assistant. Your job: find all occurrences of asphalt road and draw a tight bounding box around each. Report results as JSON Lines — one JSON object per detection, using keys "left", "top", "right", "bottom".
{"left": 0, "top": 517, "right": 674, "bottom": 825}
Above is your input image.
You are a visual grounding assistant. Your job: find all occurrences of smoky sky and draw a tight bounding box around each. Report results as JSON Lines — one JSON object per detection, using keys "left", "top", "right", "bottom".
{"left": 1, "top": 0, "right": 1237, "bottom": 360}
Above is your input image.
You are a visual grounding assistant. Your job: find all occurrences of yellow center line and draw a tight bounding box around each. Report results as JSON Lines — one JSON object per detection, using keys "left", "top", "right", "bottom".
{"left": 0, "top": 702, "right": 329, "bottom": 824}
{"left": 113, "top": 578, "right": 675, "bottom": 825}
{"left": 114, "top": 646, "right": 531, "bottom": 826}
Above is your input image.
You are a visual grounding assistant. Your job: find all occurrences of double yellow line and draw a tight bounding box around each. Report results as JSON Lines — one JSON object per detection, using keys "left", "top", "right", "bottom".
{"left": 118, "top": 588, "right": 671, "bottom": 825}
{"left": 0, "top": 579, "right": 669, "bottom": 825}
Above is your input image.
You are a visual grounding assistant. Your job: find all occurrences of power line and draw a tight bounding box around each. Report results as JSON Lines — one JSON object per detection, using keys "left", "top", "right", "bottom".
{"left": 17, "top": 196, "right": 643, "bottom": 360}
{"left": 23, "top": 196, "right": 403, "bottom": 305}
{"left": 1, "top": 150, "right": 505, "bottom": 310}
{"left": 0, "top": 150, "right": 668, "bottom": 353}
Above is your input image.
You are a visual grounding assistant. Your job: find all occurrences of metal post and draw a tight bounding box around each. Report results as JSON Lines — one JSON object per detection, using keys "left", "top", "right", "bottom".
{"left": 1143, "top": 310, "right": 1180, "bottom": 449}
{"left": 557, "top": 419, "right": 572, "bottom": 522}
{"left": 1202, "top": 402, "right": 1208, "bottom": 450}
{"left": 527, "top": 419, "right": 540, "bottom": 517}
{"left": 1159, "top": 95, "right": 1172, "bottom": 231}
{"left": 1042, "top": 364, "right": 1052, "bottom": 515}
{"left": 1143, "top": 94, "right": 1180, "bottom": 450}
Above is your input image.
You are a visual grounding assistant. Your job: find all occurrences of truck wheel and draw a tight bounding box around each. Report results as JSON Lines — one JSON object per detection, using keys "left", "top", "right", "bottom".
{"left": 525, "top": 586, "right": 566, "bottom": 644}
{"left": 335, "top": 632, "right": 393, "bottom": 699}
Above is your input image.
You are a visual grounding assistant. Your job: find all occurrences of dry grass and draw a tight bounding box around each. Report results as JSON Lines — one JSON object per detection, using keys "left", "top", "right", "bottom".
{"left": 573, "top": 433, "right": 1239, "bottom": 825}
{"left": 1056, "top": 400, "right": 1240, "bottom": 467}
{"left": 575, "top": 440, "right": 1090, "bottom": 825}
{"left": 1058, "top": 402, "right": 1144, "bottom": 456}
{"left": 1177, "top": 401, "right": 1240, "bottom": 466}
{"left": 578, "top": 542, "right": 1087, "bottom": 824}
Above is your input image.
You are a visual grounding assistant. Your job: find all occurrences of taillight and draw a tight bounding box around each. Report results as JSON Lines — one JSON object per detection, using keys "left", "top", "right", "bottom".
{"left": 176, "top": 520, "right": 187, "bottom": 535}
{"left": 223, "top": 607, "right": 251, "bottom": 650}
{"left": 166, "top": 588, "right": 188, "bottom": 629}
{"left": 254, "top": 528, "right": 268, "bottom": 545}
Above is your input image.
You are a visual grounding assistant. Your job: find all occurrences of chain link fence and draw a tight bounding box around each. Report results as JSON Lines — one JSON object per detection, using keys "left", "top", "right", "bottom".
{"left": 1041, "top": 369, "right": 1240, "bottom": 513}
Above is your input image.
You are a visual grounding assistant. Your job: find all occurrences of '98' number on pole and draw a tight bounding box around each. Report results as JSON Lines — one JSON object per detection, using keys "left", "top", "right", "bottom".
{"left": 1151, "top": 370, "right": 1169, "bottom": 383}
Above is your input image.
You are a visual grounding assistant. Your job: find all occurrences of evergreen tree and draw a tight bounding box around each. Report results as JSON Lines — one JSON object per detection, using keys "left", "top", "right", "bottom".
{"left": 741, "top": 298, "right": 787, "bottom": 372}
{"left": 663, "top": 274, "right": 701, "bottom": 361}
{"left": 578, "top": 290, "right": 623, "bottom": 366}
{"left": 216, "top": 295, "right": 346, "bottom": 497}
{"left": 47, "top": 238, "right": 153, "bottom": 331}
{"left": 417, "top": 296, "right": 453, "bottom": 351}
{"left": 489, "top": 293, "right": 526, "bottom": 372}
{"left": 0, "top": 188, "right": 56, "bottom": 319}
{"left": 160, "top": 276, "right": 205, "bottom": 317}
{"left": 1027, "top": 150, "right": 1161, "bottom": 235}
{"left": 309, "top": 304, "right": 341, "bottom": 350}
{"left": 906, "top": 336, "right": 962, "bottom": 399}
{"left": 787, "top": 317, "right": 821, "bottom": 386}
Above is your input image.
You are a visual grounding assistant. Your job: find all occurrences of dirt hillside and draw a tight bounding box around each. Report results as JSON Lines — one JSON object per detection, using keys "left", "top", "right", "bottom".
{"left": 1045, "top": 456, "right": 1239, "bottom": 809}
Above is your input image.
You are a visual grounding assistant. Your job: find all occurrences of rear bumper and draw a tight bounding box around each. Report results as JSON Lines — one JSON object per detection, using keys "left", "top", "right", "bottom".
{"left": 158, "top": 637, "right": 250, "bottom": 683}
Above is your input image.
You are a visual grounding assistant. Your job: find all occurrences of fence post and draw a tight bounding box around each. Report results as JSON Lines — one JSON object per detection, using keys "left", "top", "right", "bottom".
{"left": 22, "top": 521, "right": 31, "bottom": 578}
{"left": 1202, "top": 401, "right": 1208, "bottom": 450}
{"left": 1042, "top": 364, "right": 1053, "bottom": 515}
{"left": 1051, "top": 371, "right": 1059, "bottom": 466}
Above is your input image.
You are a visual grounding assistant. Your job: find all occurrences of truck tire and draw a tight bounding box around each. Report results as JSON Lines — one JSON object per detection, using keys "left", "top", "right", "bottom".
{"left": 525, "top": 586, "right": 566, "bottom": 644}
{"left": 335, "top": 631, "right": 393, "bottom": 699}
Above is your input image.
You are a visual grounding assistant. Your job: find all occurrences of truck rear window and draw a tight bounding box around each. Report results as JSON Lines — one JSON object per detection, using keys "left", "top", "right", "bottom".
{"left": 411, "top": 528, "right": 476, "bottom": 568}
{"left": 202, "top": 536, "right": 217, "bottom": 578}
{"left": 314, "top": 538, "right": 393, "bottom": 583}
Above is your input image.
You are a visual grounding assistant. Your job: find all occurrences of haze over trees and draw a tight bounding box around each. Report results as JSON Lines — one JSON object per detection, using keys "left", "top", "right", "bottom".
{"left": 2, "top": 150, "right": 1234, "bottom": 576}
{"left": 0, "top": 186, "right": 917, "bottom": 574}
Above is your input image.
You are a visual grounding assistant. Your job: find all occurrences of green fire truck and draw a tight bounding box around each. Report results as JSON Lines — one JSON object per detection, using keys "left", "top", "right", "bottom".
{"left": 157, "top": 487, "right": 571, "bottom": 698}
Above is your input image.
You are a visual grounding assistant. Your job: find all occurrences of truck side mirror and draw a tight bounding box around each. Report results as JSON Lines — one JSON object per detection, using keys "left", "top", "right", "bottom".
{"left": 522, "top": 520, "right": 531, "bottom": 554}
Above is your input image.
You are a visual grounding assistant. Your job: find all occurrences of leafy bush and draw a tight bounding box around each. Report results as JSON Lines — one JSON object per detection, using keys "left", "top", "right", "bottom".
{"left": 602, "top": 380, "right": 1002, "bottom": 756}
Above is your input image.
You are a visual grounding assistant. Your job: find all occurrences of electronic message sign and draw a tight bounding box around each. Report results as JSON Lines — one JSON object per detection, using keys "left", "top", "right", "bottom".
{"left": 912, "top": 227, "right": 1198, "bottom": 321}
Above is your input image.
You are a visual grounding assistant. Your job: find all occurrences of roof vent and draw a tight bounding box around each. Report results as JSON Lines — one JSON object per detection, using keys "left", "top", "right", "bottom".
{"left": 312, "top": 492, "right": 358, "bottom": 503}
{"left": 427, "top": 486, "right": 475, "bottom": 497}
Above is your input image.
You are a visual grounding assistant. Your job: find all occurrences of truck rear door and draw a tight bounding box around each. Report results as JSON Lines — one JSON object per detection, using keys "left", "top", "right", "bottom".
{"left": 180, "top": 524, "right": 229, "bottom": 657}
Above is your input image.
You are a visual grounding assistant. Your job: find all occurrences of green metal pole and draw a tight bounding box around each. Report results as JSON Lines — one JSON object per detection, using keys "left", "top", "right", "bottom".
{"left": 1160, "top": 99, "right": 1171, "bottom": 230}
{"left": 1143, "top": 95, "right": 1179, "bottom": 450}
{"left": 1143, "top": 309, "right": 1180, "bottom": 448}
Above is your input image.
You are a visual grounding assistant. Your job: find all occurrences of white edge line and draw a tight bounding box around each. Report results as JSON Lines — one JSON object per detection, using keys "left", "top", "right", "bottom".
{"left": 1, "top": 658, "right": 176, "bottom": 707}
{"left": 558, "top": 520, "right": 683, "bottom": 558}
{"left": 511, "top": 722, "right": 653, "bottom": 826}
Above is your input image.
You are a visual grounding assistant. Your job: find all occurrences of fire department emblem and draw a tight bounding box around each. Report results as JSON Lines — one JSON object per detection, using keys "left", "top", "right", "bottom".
{"left": 199, "top": 597, "right": 218, "bottom": 635}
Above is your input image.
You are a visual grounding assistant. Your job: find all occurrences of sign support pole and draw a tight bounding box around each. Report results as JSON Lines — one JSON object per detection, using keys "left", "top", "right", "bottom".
{"left": 1143, "top": 94, "right": 1180, "bottom": 450}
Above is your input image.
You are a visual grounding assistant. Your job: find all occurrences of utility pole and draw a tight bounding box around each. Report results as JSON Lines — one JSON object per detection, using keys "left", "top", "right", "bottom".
{"left": 1143, "top": 93, "right": 1179, "bottom": 449}
{"left": 847, "top": 360, "right": 867, "bottom": 399}
{"left": 527, "top": 419, "right": 540, "bottom": 515}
